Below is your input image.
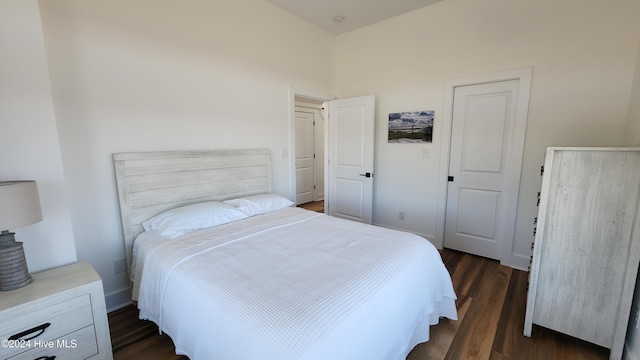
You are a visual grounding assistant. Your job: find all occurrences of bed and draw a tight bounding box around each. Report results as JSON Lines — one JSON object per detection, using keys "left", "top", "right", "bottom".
{"left": 113, "top": 149, "right": 457, "bottom": 360}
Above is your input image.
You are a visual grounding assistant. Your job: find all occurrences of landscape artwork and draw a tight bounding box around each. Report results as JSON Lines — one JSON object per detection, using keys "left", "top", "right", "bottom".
{"left": 388, "top": 110, "right": 434, "bottom": 143}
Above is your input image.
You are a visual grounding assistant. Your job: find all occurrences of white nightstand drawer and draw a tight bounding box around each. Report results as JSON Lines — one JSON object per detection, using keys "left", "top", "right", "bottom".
{"left": 7, "top": 324, "right": 98, "bottom": 360}
{"left": 0, "top": 295, "right": 93, "bottom": 358}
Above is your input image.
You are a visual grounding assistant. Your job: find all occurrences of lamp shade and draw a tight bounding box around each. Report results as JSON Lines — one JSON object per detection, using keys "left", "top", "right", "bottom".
{"left": 0, "top": 181, "right": 42, "bottom": 230}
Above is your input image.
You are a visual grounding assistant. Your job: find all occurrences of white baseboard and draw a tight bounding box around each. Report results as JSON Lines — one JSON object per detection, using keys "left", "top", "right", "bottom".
{"left": 372, "top": 223, "right": 436, "bottom": 246}
{"left": 105, "top": 287, "right": 132, "bottom": 313}
{"left": 509, "top": 253, "right": 531, "bottom": 272}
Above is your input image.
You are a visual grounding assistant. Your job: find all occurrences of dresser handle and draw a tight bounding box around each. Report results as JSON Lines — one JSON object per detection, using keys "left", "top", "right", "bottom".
{"left": 34, "top": 357, "right": 56, "bottom": 360}
{"left": 8, "top": 323, "right": 51, "bottom": 341}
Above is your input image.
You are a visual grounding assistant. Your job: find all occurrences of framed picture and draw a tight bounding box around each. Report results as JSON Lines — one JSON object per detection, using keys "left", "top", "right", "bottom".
{"left": 388, "top": 110, "right": 434, "bottom": 143}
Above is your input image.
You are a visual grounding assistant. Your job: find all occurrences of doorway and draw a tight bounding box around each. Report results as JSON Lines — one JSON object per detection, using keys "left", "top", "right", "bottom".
{"left": 436, "top": 67, "right": 532, "bottom": 267}
{"left": 288, "top": 91, "right": 376, "bottom": 223}
{"left": 294, "top": 97, "right": 325, "bottom": 205}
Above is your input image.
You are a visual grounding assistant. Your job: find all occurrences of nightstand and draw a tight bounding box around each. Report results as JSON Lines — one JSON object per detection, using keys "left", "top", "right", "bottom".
{"left": 0, "top": 261, "right": 113, "bottom": 359}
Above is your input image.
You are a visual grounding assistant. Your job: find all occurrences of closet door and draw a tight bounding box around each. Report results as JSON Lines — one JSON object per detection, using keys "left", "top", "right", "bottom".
{"left": 524, "top": 147, "right": 640, "bottom": 360}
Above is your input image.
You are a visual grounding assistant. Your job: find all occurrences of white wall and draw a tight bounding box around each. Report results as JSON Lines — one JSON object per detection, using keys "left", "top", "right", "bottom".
{"left": 336, "top": 0, "right": 640, "bottom": 267}
{"left": 625, "top": 43, "right": 640, "bottom": 147}
{"left": 38, "top": 0, "right": 336, "bottom": 310}
{"left": 623, "top": 42, "right": 640, "bottom": 360}
{"left": 0, "top": 0, "right": 77, "bottom": 273}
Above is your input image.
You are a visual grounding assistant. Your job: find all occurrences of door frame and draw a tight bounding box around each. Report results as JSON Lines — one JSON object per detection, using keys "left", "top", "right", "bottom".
{"left": 287, "top": 87, "right": 330, "bottom": 207}
{"left": 435, "top": 67, "right": 532, "bottom": 267}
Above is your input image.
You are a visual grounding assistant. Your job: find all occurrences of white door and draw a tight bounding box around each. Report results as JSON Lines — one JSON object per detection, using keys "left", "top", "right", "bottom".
{"left": 327, "top": 95, "right": 375, "bottom": 224}
{"left": 445, "top": 80, "right": 524, "bottom": 260}
{"left": 295, "top": 110, "right": 315, "bottom": 205}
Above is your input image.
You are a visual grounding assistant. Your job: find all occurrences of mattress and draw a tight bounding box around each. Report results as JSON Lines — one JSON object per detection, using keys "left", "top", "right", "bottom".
{"left": 132, "top": 207, "right": 457, "bottom": 360}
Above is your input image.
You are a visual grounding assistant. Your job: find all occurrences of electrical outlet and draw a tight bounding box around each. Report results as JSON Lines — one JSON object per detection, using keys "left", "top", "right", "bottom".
{"left": 399, "top": 211, "right": 406, "bottom": 221}
{"left": 113, "top": 258, "right": 126, "bottom": 274}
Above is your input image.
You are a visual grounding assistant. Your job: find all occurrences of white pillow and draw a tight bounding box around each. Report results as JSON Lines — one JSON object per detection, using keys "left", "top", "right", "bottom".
{"left": 223, "top": 193, "right": 294, "bottom": 216}
{"left": 142, "top": 201, "right": 248, "bottom": 239}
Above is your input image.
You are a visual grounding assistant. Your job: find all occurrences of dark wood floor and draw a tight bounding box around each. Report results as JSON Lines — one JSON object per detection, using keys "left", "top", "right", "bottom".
{"left": 109, "top": 249, "right": 610, "bottom": 360}
{"left": 407, "top": 249, "right": 609, "bottom": 360}
{"left": 298, "top": 200, "right": 324, "bottom": 212}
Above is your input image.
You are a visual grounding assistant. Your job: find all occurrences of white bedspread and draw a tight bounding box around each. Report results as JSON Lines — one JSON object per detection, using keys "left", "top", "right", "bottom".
{"left": 132, "top": 207, "right": 457, "bottom": 360}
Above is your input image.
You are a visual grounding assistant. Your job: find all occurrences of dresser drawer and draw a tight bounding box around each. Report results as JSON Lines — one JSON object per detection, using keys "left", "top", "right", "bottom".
{"left": 7, "top": 324, "right": 98, "bottom": 360}
{"left": 0, "top": 262, "right": 112, "bottom": 359}
{"left": 0, "top": 295, "right": 94, "bottom": 359}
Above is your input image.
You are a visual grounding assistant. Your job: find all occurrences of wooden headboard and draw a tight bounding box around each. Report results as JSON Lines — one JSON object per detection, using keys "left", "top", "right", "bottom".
{"left": 113, "top": 149, "right": 272, "bottom": 274}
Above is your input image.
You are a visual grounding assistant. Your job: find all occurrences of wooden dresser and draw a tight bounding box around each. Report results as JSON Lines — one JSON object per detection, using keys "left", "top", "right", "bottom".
{"left": 524, "top": 147, "right": 640, "bottom": 360}
{"left": 0, "top": 261, "right": 113, "bottom": 359}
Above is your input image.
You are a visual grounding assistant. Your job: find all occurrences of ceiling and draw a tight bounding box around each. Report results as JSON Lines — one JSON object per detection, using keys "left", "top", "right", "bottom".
{"left": 265, "top": 0, "right": 443, "bottom": 35}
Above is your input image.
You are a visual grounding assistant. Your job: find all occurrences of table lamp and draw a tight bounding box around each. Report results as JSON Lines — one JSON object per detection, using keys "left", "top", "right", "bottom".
{"left": 0, "top": 181, "right": 43, "bottom": 291}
